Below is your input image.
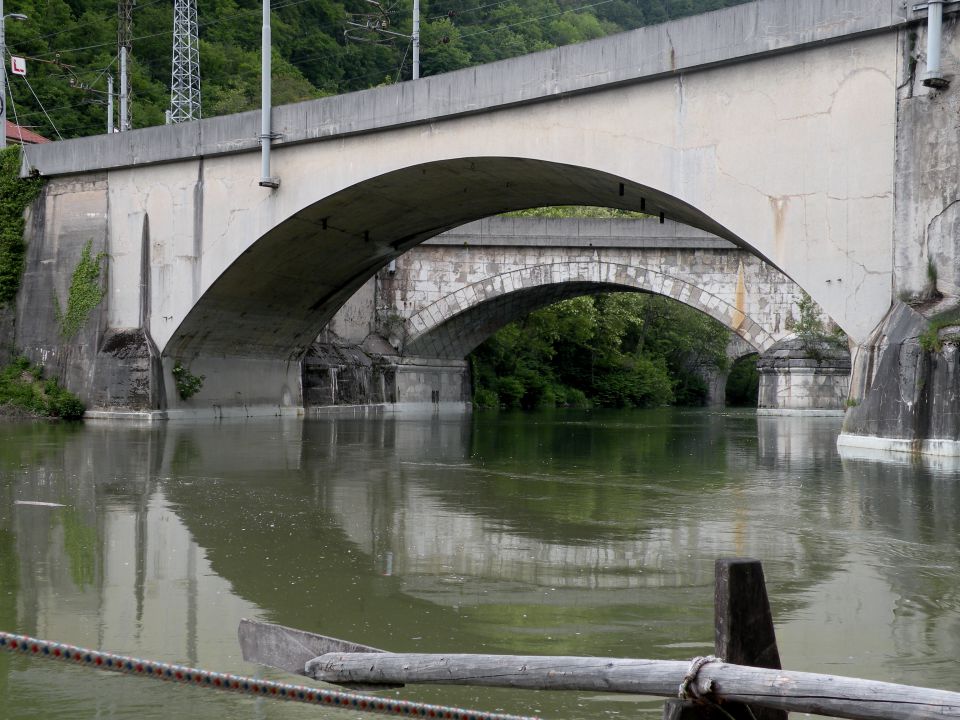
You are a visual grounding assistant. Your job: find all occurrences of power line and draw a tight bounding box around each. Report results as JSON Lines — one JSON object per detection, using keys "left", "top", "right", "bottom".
{"left": 457, "top": 0, "right": 615, "bottom": 38}
{"left": 15, "top": 75, "right": 65, "bottom": 140}
{"left": 427, "top": 0, "right": 509, "bottom": 21}
{"left": 32, "top": 0, "right": 320, "bottom": 61}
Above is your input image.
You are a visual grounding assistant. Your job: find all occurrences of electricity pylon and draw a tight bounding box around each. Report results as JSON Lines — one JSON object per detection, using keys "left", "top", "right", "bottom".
{"left": 169, "top": 0, "right": 201, "bottom": 122}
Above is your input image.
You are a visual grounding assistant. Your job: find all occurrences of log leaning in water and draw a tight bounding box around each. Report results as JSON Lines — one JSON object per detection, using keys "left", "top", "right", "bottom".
{"left": 305, "top": 652, "right": 960, "bottom": 720}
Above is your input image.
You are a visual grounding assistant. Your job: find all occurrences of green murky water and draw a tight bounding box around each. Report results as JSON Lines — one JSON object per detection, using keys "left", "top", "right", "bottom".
{"left": 1, "top": 408, "right": 958, "bottom": 718}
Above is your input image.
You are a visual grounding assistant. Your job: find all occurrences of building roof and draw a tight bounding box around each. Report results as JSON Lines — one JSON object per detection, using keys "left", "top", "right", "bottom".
{"left": 5, "top": 120, "right": 50, "bottom": 145}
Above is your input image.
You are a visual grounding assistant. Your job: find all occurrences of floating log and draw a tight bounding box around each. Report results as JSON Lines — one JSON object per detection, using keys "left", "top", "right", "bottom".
{"left": 305, "top": 651, "right": 960, "bottom": 720}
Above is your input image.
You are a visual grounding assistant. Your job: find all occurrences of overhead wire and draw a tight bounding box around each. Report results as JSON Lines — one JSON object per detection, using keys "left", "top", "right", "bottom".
{"left": 394, "top": 39, "right": 412, "bottom": 82}
{"left": 17, "top": 75, "right": 65, "bottom": 140}
{"left": 458, "top": 0, "right": 615, "bottom": 38}
{"left": 427, "top": 0, "right": 510, "bottom": 21}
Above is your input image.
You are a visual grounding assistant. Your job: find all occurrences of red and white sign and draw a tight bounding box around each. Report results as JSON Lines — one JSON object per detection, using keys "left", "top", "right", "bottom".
{"left": 10, "top": 57, "right": 26, "bottom": 77}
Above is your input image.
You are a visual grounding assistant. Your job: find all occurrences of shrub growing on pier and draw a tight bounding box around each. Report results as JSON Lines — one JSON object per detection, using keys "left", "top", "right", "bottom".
{"left": 0, "top": 357, "right": 84, "bottom": 420}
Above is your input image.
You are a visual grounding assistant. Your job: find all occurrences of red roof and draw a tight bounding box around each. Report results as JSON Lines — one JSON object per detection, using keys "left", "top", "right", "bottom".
{"left": 5, "top": 120, "right": 50, "bottom": 145}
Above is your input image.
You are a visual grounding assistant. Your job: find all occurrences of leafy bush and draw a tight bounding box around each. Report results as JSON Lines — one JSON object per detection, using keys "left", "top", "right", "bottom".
{"left": 496, "top": 376, "right": 526, "bottom": 408}
{"left": 473, "top": 387, "right": 499, "bottom": 409}
{"left": 672, "top": 370, "right": 709, "bottom": 407}
{"left": 726, "top": 355, "right": 759, "bottom": 407}
{"left": 0, "top": 357, "right": 84, "bottom": 419}
{"left": 559, "top": 387, "right": 590, "bottom": 408}
{"left": 172, "top": 363, "right": 205, "bottom": 400}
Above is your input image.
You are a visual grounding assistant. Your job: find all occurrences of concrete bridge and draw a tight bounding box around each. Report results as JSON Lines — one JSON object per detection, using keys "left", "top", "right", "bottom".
{"left": 7, "top": 0, "right": 960, "bottom": 454}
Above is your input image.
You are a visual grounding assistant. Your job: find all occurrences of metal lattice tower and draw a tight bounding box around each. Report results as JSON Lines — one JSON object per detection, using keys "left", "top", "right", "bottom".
{"left": 169, "top": 0, "right": 201, "bottom": 122}
{"left": 117, "top": 0, "right": 133, "bottom": 130}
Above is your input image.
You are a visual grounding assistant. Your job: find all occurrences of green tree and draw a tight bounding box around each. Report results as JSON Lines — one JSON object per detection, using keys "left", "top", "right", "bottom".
{"left": 471, "top": 292, "right": 729, "bottom": 410}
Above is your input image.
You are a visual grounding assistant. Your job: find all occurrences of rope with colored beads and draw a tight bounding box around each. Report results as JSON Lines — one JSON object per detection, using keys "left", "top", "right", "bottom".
{"left": 0, "top": 631, "right": 541, "bottom": 720}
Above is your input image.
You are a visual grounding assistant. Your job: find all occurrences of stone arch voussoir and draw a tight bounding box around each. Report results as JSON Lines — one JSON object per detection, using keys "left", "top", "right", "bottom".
{"left": 402, "top": 261, "right": 777, "bottom": 359}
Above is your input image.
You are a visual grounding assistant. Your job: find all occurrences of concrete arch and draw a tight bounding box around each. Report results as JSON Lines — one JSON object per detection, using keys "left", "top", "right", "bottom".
{"left": 402, "top": 261, "right": 776, "bottom": 359}
{"left": 22, "top": 5, "right": 899, "bottom": 413}
{"left": 163, "top": 158, "right": 743, "bottom": 362}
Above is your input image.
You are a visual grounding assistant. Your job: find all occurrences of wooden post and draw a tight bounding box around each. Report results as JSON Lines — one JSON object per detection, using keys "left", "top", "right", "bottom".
{"left": 663, "top": 558, "right": 787, "bottom": 720}
{"left": 662, "top": 699, "right": 727, "bottom": 720}
{"left": 714, "top": 558, "right": 787, "bottom": 720}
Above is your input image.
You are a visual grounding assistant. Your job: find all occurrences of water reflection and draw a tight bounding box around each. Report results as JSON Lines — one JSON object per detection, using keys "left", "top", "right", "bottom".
{"left": 0, "top": 411, "right": 958, "bottom": 719}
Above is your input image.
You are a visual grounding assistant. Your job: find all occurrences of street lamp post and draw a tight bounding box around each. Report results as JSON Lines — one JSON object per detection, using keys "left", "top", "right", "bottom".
{"left": 0, "top": 1, "right": 28, "bottom": 148}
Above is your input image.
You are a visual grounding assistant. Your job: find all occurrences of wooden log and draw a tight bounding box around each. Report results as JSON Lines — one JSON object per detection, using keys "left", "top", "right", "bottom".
{"left": 238, "top": 618, "right": 402, "bottom": 689}
{"left": 239, "top": 618, "right": 385, "bottom": 674}
{"left": 713, "top": 558, "right": 787, "bottom": 720}
{"left": 305, "top": 652, "right": 960, "bottom": 720}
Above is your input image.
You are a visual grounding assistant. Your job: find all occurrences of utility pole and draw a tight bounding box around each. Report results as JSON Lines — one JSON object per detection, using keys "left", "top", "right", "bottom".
{"left": 169, "top": 0, "right": 201, "bottom": 122}
{"left": 344, "top": 0, "right": 421, "bottom": 80}
{"left": 258, "top": 0, "right": 278, "bottom": 187}
{"left": 117, "top": 0, "right": 132, "bottom": 130}
{"left": 0, "top": 1, "right": 28, "bottom": 148}
{"left": 107, "top": 73, "right": 114, "bottom": 133}
{"left": 412, "top": 0, "right": 419, "bottom": 80}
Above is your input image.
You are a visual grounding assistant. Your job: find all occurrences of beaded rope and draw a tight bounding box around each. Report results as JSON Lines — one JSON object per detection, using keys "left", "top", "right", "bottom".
{"left": 0, "top": 631, "right": 540, "bottom": 720}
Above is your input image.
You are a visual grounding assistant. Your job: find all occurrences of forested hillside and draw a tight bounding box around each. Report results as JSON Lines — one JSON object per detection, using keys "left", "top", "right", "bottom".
{"left": 3, "top": 0, "right": 750, "bottom": 139}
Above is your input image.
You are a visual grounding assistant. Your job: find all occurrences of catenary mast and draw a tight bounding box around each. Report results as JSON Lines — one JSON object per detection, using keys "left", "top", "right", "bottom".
{"left": 169, "top": 0, "right": 201, "bottom": 122}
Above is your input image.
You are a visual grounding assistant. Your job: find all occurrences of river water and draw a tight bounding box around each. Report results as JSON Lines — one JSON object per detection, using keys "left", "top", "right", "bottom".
{"left": 0, "top": 408, "right": 958, "bottom": 719}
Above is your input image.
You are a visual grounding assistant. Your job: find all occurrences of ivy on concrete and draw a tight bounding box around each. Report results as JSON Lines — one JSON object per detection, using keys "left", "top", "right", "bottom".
{"left": 56, "top": 240, "right": 107, "bottom": 339}
{"left": 0, "top": 146, "right": 45, "bottom": 306}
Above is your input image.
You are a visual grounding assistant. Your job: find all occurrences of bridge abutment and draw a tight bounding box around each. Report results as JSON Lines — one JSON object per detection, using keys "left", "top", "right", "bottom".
{"left": 838, "top": 12, "right": 960, "bottom": 456}
{"left": 838, "top": 302, "right": 960, "bottom": 457}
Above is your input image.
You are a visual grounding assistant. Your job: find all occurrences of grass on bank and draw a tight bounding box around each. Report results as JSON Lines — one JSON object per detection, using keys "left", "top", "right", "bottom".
{"left": 0, "top": 357, "right": 84, "bottom": 420}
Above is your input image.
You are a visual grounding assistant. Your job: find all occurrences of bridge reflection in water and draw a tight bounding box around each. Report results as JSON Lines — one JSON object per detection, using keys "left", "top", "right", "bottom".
{"left": 1, "top": 410, "right": 958, "bottom": 719}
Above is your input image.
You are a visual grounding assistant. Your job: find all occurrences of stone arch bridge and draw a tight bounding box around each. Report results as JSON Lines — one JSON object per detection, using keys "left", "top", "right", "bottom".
{"left": 317, "top": 217, "right": 847, "bottom": 409}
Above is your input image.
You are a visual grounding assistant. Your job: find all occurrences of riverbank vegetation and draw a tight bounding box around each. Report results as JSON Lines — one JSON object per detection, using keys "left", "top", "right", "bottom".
{"left": 470, "top": 293, "right": 730, "bottom": 409}
{"left": 0, "top": 357, "right": 85, "bottom": 420}
{"left": 3, "top": 0, "right": 750, "bottom": 140}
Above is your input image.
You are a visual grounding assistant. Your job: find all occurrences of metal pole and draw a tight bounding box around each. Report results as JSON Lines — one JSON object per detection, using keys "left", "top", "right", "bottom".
{"left": 412, "top": 0, "right": 419, "bottom": 80}
{"left": 922, "top": 0, "right": 949, "bottom": 88}
{"left": 1, "top": 7, "right": 27, "bottom": 148}
{"left": 119, "top": 46, "right": 128, "bottom": 131}
{"left": 258, "top": 0, "right": 278, "bottom": 187}
{"left": 107, "top": 74, "right": 114, "bottom": 133}
{"left": 1, "top": 0, "right": 7, "bottom": 149}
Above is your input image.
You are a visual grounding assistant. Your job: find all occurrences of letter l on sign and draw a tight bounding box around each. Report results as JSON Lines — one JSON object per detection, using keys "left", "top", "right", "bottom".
{"left": 10, "top": 57, "right": 26, "bottom": 77}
